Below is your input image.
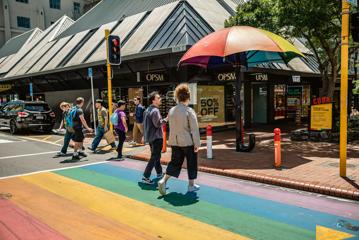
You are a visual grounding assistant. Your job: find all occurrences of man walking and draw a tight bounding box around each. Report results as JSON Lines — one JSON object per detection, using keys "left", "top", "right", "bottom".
{"left": 130, "top": 97, "right": 145, "bottom": 145}
{"left": 142, "top": 92, "right": 166, "bottom": 184}
{"left": 72, "top": 97, "right": 93, "bottom": 160}
{"left": 88, "top": 99, "right": 115, "bottom": 153}
{"left": 56, "top": 102, "right": 73, "bottom": 157}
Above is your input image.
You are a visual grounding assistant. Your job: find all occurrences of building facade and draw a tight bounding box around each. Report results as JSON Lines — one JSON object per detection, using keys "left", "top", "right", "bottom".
{"left": 0, "top": 0, "right": 90, "bottom": 48}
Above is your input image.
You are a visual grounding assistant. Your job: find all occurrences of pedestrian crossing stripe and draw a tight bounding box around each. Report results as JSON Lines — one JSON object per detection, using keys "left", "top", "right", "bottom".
{"left": 0, "top": 139, "right": 14, "bottom": 144}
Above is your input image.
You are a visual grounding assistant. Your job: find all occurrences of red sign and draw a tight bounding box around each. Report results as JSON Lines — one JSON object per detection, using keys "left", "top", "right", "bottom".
{"left": 312, "top": 97, "right": 331, "bottom": 105}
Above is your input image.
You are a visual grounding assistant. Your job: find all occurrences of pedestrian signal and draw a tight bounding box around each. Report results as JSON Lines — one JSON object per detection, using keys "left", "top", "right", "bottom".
{"left": 108, "top": 35, "right": 121, "bottom": 65}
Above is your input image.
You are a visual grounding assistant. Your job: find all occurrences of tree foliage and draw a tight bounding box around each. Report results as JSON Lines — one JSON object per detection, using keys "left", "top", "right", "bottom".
{"left": 225, "top": 0, "right": 343, "bottom": 98}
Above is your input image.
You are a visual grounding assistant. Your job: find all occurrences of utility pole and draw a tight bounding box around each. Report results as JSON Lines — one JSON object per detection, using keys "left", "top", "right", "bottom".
{"left": 105, "top": 29, "right": 114, "bottom": 131}
{"left": 340, "top": 0, "right": 351, "bottom": 177}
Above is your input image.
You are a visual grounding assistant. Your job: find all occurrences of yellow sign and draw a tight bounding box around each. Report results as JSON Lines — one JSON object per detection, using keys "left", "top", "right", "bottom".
{"left": 310, "top": 103, "right": 333, "bottom": 130}
{"left": 195, "top": 86, "right": 225, "bottom": 123}
{"left": 0, "top": 84, "right": 12, "bottom": 92}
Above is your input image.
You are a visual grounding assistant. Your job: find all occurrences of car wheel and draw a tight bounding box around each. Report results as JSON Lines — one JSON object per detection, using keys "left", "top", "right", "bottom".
{"left": 10, "top": 120, "right": 17, "bottom": 134}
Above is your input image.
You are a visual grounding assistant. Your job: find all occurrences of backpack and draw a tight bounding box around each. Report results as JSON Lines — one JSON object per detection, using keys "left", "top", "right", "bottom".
{"left": 110, "top": 110, "right": 119, "bottom": 126}
{"left": 65, "top": 107, "right": 77, "bottom": 133}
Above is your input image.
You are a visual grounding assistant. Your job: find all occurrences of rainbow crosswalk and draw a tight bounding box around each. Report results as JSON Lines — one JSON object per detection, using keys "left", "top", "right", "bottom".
{"left": 0, "top": 160, "right": 358, "bottom": 240}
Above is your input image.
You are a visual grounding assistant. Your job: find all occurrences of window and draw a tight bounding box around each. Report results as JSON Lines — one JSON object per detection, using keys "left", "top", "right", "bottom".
{"left": 73, "top": 2, "right": 80, "bottom": 14}
{"left": 16, "top": 0, "right": 29, "bottom": 3}
{"left": 49, "top": 0, "right": 61, "bottom": 9}
{"left": 17, "top": 16, "right": 30, "bottom": 28}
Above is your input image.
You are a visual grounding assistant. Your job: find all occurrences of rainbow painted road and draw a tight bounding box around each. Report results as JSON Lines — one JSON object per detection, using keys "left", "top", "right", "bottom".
{"left": 0, "top": 159, "right": 358, "bottom": 240}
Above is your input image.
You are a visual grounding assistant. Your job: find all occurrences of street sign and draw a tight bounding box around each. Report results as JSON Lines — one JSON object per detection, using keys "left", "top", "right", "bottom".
{"left": 347, "top": 0, "right": 357, "bottom": 6}
{"left": 88, "top": 67, "right": 93, "bottom": 78}
{"left": 292, "top": 75, "right": 301, "bottom": 83}
{"left": 29, "top": 83, "right": 33, "bottom": 97}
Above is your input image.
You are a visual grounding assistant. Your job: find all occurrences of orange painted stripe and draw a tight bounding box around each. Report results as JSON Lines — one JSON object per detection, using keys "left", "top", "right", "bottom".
{"left": 0, "top": 178, "right": 155, "bottom": 240}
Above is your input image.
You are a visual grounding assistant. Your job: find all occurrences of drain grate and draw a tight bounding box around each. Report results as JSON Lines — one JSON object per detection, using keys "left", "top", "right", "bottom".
{"left": 327, "top": 162, "right": 356, "bottom": 169}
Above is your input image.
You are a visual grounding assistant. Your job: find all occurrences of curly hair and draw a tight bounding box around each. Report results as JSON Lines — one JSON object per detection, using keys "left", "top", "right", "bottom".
{"left": 174, "top": 84, "right": 190, "bottom": 103}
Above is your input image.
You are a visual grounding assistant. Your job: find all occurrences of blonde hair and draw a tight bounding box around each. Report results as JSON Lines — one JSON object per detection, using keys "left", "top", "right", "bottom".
{"left": 59, "top": 102, "right": 70, "bottom": 109}
{"left": 174, "top": 84, "right": 190, "bottom": 102}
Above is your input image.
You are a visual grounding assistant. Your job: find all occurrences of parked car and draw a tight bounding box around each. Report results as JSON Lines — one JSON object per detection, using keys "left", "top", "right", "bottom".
{"left": 0, "top": 100, "right": 56, "bottom": 134}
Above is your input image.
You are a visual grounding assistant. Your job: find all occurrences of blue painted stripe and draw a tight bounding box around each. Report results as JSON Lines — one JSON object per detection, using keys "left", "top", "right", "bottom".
{"left": 82, "top": 163, "right": 359, "bottom": 235}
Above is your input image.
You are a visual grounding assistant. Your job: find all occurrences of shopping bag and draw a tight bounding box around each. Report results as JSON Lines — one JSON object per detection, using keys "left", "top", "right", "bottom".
{"left": 104, "top": 130, "right": 116, "bottom": 144}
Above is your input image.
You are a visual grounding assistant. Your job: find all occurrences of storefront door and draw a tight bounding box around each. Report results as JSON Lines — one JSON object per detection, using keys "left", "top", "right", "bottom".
{"left": 253, "top": 83, "right": 268, "bottom": 124}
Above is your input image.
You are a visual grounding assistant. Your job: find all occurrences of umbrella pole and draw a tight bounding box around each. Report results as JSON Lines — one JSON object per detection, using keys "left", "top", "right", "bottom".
{"left": 235, "top": 66, "right": 243, "bottom": 151}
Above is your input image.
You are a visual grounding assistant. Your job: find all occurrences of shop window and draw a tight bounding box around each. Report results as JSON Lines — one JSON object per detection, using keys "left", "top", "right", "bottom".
{"left": 17, "top": 16, "right": 30, "bottom": 28}
{"left": 73, "top": 2, "right": 80, "bottom": 14}
{"left": 49, "top": 0, "right": 61, "bottom": 9}
{"left": 274, "top": 85, "right": 286, "bottom": 120}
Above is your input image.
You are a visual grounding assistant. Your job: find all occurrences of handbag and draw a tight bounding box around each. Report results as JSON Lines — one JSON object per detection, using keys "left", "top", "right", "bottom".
{"left": 104, "top": 130, "right": 116, "bottom": 144}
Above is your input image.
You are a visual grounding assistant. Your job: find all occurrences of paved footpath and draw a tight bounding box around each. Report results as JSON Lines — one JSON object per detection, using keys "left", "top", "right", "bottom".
{"left": 0, "top": 159, "right": 358, "bottom": 240}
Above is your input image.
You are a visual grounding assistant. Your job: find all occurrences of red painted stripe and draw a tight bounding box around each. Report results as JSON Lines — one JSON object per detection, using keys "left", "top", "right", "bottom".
{"left": 0, "top": 199, "right": 68, "bottom": 240}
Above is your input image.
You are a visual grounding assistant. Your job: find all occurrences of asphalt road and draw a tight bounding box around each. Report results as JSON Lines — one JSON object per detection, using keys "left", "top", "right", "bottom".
{"left": 0, "top": 128, "right": 358, "bottom": 239}
{"left": 0, "top": 128, "right": 116, "bottom": 178}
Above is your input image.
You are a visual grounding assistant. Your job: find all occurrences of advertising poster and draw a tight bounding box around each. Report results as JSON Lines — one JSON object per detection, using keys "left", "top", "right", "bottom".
{"left": 287, "top": 86, "right": 302, "bottom": 118}
{"left": 196, "top": 86, "right": 225, "bottom": 123}
{"left": 310, "top": 103, "right": 333, "bottom": 131}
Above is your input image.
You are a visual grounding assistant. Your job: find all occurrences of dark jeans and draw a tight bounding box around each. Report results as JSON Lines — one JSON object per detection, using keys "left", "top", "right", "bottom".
{"left": 61, "top": 131, "right": 74, "bottom": 154}
{"left": 143, "top": 138, "right": 163, "bottom": 178}
{"left": 91, "top": 126, "right": 105, "bottom": 150}
{"left": 115, "top": 129, "right": 126, "bottom": 158}
{"left": 166, "top": 146, "right": 198, "bottom": 180}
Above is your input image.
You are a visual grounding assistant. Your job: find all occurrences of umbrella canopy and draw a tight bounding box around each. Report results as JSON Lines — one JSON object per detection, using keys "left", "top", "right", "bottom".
{"left": 179, "top": 26, "right": 304, "bottom": 68}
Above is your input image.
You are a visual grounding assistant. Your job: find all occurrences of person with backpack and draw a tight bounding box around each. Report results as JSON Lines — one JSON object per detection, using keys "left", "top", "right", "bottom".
{"left": 111, "top": 100, "right": 128, "bottom": 160}
{"left": 56, "top": 102, "right": 74, "bottom": 157}
{"left": 72, "top": 97, "right": 93, "bottom": 160}
{"left": 158, "top": 84, "right": 201, "bottom": 195}
{"left": 142, "top": 92, "right": 167, "bottom": 184}
{"left": 88, "top": 99, "right": 115, "bottom": 153}
{"left": 129, "top": 96, "right": 145, "bottom": 145}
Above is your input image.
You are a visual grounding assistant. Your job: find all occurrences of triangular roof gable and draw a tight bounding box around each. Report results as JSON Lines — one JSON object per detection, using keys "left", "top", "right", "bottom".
{"left": 142, "top": 1, "right": 214, "bottom": 52}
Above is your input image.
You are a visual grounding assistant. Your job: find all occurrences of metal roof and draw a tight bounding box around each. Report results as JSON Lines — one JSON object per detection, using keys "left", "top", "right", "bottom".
{"left": 0, "top": 0, "right": 320, "bottom": 81}
{"left": 0, "top": 28, "right": 42, "bottom": 59}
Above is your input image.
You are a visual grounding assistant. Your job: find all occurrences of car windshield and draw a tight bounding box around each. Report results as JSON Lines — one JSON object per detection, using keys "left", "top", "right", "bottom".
{"left": 24, "top": 103, "right": 51, "bottom": 112}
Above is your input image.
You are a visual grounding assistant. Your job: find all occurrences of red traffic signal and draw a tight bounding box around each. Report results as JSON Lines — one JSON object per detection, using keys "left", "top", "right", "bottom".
{"left": 108, "top": 35, "right": 121, "bottom": 65}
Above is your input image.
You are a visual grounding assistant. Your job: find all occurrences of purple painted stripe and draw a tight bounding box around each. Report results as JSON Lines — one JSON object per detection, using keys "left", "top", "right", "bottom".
{"left": 110, "top": 160, "right": 359, "bottom": 220}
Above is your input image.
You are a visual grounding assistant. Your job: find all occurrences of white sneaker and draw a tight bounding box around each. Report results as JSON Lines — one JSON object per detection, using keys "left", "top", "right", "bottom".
{"left": 188, "top": 184, "right": 200, "bottom": 192}
{"left": 158, "top": 179, "right": 166, "bottom": 196}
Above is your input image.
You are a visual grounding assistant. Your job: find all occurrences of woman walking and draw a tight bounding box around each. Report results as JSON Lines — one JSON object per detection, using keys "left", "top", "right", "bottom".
{"left": 158, "top": 84, "right": 201, "bottom": 195}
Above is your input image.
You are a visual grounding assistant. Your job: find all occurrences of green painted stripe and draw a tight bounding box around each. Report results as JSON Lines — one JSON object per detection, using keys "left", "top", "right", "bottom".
{"left": 56, "top": 168, "right": 314, "bottom": 240}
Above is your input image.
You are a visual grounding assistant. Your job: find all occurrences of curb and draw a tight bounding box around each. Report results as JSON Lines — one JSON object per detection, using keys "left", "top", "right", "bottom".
{"left": 128, "top": 154, "right": 359, "bottom": 201}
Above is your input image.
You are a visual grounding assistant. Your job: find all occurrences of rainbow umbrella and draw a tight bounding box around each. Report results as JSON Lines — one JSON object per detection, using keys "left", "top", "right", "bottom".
{"left": 179, "top": 26, "right": 303, "bottom": 152}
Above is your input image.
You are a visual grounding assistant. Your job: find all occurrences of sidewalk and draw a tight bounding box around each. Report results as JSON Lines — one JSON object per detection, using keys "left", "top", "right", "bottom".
{"left": 128, "top": 128, "right": 359, "bottom": 200}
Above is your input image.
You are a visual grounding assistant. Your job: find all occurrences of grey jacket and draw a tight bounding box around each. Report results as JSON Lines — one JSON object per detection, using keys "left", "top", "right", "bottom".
{"left": 168, "top": 103, "right": 201, "bottom": 148}
{"left": 143, "top": 105, "right": 164, "bottom": 144}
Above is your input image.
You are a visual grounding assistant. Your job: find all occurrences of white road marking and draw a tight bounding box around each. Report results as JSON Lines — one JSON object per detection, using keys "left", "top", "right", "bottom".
{"left": 0, "top": 139, "right": 14, "bottom": 144}
{"left": 0, "top": 151, "right": 58, "bottom": 160}
{"left": 0, "top": 161, "right": 107, "bottom": 180}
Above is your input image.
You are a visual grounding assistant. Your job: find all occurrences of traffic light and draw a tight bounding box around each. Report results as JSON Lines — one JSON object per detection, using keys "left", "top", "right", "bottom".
{"left": 107, "top": 35, "right": 121, "bottom": 65}
{"left": 351, "top": 12, "right": 359, "bottom": 43}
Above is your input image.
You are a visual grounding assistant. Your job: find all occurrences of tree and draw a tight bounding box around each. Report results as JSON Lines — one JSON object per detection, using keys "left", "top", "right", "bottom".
{"left": 225, "top": 0, "right": 342, "bottom": 98}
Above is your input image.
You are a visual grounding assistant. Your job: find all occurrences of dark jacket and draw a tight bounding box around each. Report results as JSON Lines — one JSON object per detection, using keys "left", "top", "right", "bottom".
{"left": 143, "top": 105, "right": 165, "bottom": 144}
{"left": 135, "top": 104, "right": 145, "bottom": 123}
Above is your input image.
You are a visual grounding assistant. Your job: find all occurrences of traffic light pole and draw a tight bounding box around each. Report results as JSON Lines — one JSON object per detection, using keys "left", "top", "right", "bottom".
{"left": 105, "top": 29, "right": 114, "bottom": 132}
{"left": 340, "top": 0, "right": 350, "bottom": 177}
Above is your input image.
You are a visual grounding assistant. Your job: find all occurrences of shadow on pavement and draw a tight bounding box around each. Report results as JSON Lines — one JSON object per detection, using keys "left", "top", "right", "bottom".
{"left": 159, "top": 192, "right": 199, "bottom": 206}
{"left": 60, "top": 158, "right": 89, "bottom": 164}
{"left": 343, "top": 177, "right": 359, "bottom": 190}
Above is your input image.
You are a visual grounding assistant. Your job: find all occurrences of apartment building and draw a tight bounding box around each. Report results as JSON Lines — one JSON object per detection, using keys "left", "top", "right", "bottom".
{"left": 0, "top": 0, "right": 91, "bottom": 47}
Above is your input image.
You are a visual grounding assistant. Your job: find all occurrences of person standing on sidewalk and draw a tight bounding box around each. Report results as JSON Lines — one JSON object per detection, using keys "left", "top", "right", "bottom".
{"left": 142, "top": 92, "right": 166, "bottom": 184}
{"left": 130, "top": 97, "right": 145, "bottom": 145}
{"left": 56, "top": 102, "right": 73, "bottom": 157}
{"left": 158, "top": 84, "right": 201, "bottom": 195}
{"left": 88, "top": 99, "right": 115, "bottom": 153}
{"left": 113, "top": 100, "right": 128, "bottom": 160}
{"left": 72, "top": 97, "right": 93, "bottom": 160}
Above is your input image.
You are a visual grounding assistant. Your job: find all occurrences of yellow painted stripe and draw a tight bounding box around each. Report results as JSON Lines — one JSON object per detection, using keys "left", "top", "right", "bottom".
{"left": 22, "top": 173, "right": 250, "bottom": 240}
{"left": 0, "top": 178, "right": 154, "bottom": 240}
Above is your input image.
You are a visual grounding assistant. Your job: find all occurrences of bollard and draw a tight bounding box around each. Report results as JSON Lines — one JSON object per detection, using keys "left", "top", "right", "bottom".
{"left": 274, "top": 128, "right": 281, "bottom": 168}
{"left": 207, "top": 125, "right": 213, "bottom": 159}
{"left": 162, "top": 124, "right": 167, "bottom": 153}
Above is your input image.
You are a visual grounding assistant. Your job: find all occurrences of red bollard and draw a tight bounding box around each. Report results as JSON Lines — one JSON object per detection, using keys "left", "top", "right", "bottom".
{"left": 162, "top": 124, "right": 167, "bottom": 153}
{"left": 274, "top": 128, "right": 281, "bottom": 168}
{"left": 206, "top": 125, "right": 213, "bottom": 159}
